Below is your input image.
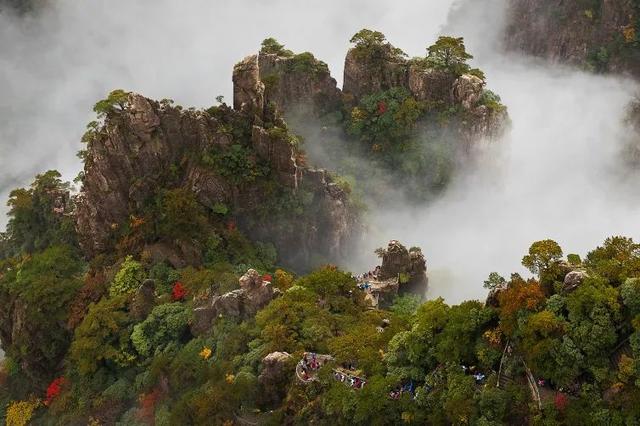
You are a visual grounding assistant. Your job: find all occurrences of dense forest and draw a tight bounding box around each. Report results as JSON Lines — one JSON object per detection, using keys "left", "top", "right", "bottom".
{"left": 1, "top": 17, "right": 640, "bottom": 426}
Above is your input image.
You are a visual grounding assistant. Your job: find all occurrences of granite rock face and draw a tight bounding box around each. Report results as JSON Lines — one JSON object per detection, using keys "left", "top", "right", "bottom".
{"left": 504, "top": 0, "right": 640, "bottom": 76}
{"left": 75, "top": 91, "right": 359, "bottom": 271}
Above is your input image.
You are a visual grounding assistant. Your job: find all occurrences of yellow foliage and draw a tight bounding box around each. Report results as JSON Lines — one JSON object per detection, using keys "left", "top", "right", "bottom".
{"left": 351, "top": 107, "right": 367, "bottom": 122}
{"left": 618, "top": 354, "right": 635, "bottom": 383}
{"left": 199, "top": 346, "right": 212, "bottom": 360}
{"left": 274, "top": 269, "right": 294, "bottom": 291}
{"left": 623, "top": 25, "right": 636, "bottom": 43}
{"left": 483, "top": 328, "right": 502, "bottom": 347}
{"left": 401, "top": 411, "right": 415, "bottom": 423}
{"left": 6, "top": 398, "right": 40, "bottom": 426}
{"left": 225, "top": 373, "right": 235, "bottom": 384}
{"left": 584, "top": 9, "right": 594, "bottom": 20}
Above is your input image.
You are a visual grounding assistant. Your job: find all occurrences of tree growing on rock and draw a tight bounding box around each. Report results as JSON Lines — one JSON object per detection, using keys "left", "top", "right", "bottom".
{"left": 349, "top": 29, "right": 407, "bottom": 61}
{"left": 260, "top": 37, "right": 293, "bottom": 57}
{"left": 93, "top": 89, "right": 130, "bottom": 119}
{"left": 426, "top": 36, "right": 473, "bottom": 76}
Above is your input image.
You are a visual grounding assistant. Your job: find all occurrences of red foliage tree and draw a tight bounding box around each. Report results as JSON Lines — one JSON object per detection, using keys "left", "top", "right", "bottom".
{"left": 554, "top": 392, "right": 569, "bottom": 412}
{"left": 262, "top": 274, "right": 273, "bottom": 283}
{"left": 45, "top": 376, "right": 66, "bottom": 406}
{"left": 377, "top": 101, "right": 387, "bottom": 115}
{"left": 172, "top": 282, "right": 187, "bottom": 301}
{"left": 137, "top": 388, "right": 162, "bottom": 424}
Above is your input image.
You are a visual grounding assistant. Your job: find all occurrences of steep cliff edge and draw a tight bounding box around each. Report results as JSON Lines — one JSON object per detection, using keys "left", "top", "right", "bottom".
{"left": 75, "top": 88, "right": 358, "bottom": 271}
{"left": 505, "top": 0, "right": 640, "bottom": 75}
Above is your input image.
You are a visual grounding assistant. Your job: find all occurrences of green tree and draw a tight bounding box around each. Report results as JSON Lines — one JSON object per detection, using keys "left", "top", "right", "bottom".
{"left": 0, "top": 245, "right": 83, "bottom": 385}
{"left": 426, "top": 36, "right": 473, "bottom": 76}
{"left": 483, "top": 272, "right": 506, "bottom": 290}
{"left": 349, "top": 29, "right": 407, "bottom": 61}
{"left": 156, "top": 188, "right": 208, "bottom": 240}
{"left": 260, "top": 37, "right": 293, "bottom": 57}
{"left": 585, "top": 236, "right": 640, "bottom": 286}
{"left": 522, "top": 239, "right": 563, "bottom": 275}
{"left": 69, "top": 294, "right": 137, "bottom": 374}
{"left": 3, "top": 170, "right": 77, "bottom": 257}
{"left": 93, "top": 89, "right": 130, "bottom": 119}
{"left": 110, "top": 255, "right": 145, "bottom": 296}
{"left": 131, "top": 303, "right": 192, "bottom": 357}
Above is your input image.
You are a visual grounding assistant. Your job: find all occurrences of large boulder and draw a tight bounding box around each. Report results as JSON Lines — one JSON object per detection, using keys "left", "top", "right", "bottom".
{"left": 563, "top": 270, "right": 589, "bottom": 292}
{"left": 258, "top": 351, "right": 294, "bottom": 406}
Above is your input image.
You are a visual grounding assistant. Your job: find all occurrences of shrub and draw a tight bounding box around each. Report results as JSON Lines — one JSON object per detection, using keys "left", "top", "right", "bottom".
{"left": 6, "top": 399, "right": 40, "bottom": 426}
{"left": 131, "top": 303, "right": 192, "bottom": 357}
{"left": 110, "top": 255, "right": 145, "bottom": 296}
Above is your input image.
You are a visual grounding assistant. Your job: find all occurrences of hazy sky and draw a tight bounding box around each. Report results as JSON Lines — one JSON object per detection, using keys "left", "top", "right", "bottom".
{"left": 2, "top": 0, "right": 639, "bottom": 302}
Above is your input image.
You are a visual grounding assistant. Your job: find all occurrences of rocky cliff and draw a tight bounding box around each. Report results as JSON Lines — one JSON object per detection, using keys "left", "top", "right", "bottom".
{"left": 505, "top": 0, "right": 640, "bottom": 75}
{"left": 75, "top": 88, "right": 358, "bottom": 271}
{"left": 342, "top": 38, "right": 507, "bottom": 143}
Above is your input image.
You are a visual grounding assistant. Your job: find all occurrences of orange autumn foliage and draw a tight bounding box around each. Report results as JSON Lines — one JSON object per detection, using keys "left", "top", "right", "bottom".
{"left": 497, "top": 276, "right": 545, "bottom": 335}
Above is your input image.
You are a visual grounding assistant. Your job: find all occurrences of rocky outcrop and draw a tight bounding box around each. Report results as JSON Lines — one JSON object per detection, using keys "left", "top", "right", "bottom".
{"left": 343, "top": 48, "right": 408, "bottom": 101}
{"left": 233, "top": 52, "right": 341, "bottom": 119}
{"left": 75, "top": 90, "right": 359, "bottom": 270}
{"left": 191, "top": 269, "right": 280, "bottom": 335}
{"left": 357, "top": 240, "right": 428, "bottom": 307}
{"left": 131, "top": 279, "right": 156, "bottom": 320}
{"left": 505, "top": 0, "right": 640, "bottom": 76}
{"left": 563, "top": 270, "right": 589, "bottom": 292}
{"left": 341, "top": 47, "right": 506, "bottom": 143}
{"left": 258, "top": 351, "right": 294, "bottom": 406}
{"left": 233, "top": 55, "right": 265, "bottom": 121}
{"left": 257, "top": 52, "right": 342, "bottom": 116}
{"left": 379, "top": 240, "right": 428, "bottom": 291}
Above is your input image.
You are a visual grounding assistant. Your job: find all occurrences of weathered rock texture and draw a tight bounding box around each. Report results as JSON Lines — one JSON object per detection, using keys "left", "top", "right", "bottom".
{"left": 191, "top": 269, "right": 279, "bottom": 335}
{"left": 258, "top": 351, "right": 294, "bottom": 406}
{"left": 505, "top": 0, "right": 640, "bottom": 76}
{"left": 342, "top": 47, "right": 507, "bottom": 142}
{"left": 75, "top": 89, "right": 358, "bottom": 270}
{"left": 378, "top": 240, "right": 428, "bottom": 296}
{"left": 356, "top": 240, "right": 428, "bottom": 308}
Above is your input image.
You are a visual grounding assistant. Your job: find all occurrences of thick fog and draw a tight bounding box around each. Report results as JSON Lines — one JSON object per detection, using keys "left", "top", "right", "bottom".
{"left": 2, "top": 0, "right": 639, "bottom": 302}
{"left": 358, "top": 0, "right": 640, "bottom": 302}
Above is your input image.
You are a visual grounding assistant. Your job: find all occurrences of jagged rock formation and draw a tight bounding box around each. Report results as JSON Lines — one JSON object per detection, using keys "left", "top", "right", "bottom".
{"left": 378, "top": 240, "right": 428, "bottom": 296}
{"left": 191, "top": 269, "right": 279, "bottom": 335}
{"left": 75, "top": 88, "right": 358, "bottom": 270}
{"left": 357, "top": 240, "right": 428, "bottom": 308}
{"left": 505, "top": 0, "right": 640, "bottom": 76}
{"left": 342, "top": 44, "right": 507, "bottom": 142}
{"left": 233, "top": 39, "right": 507, "bottom": 149}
